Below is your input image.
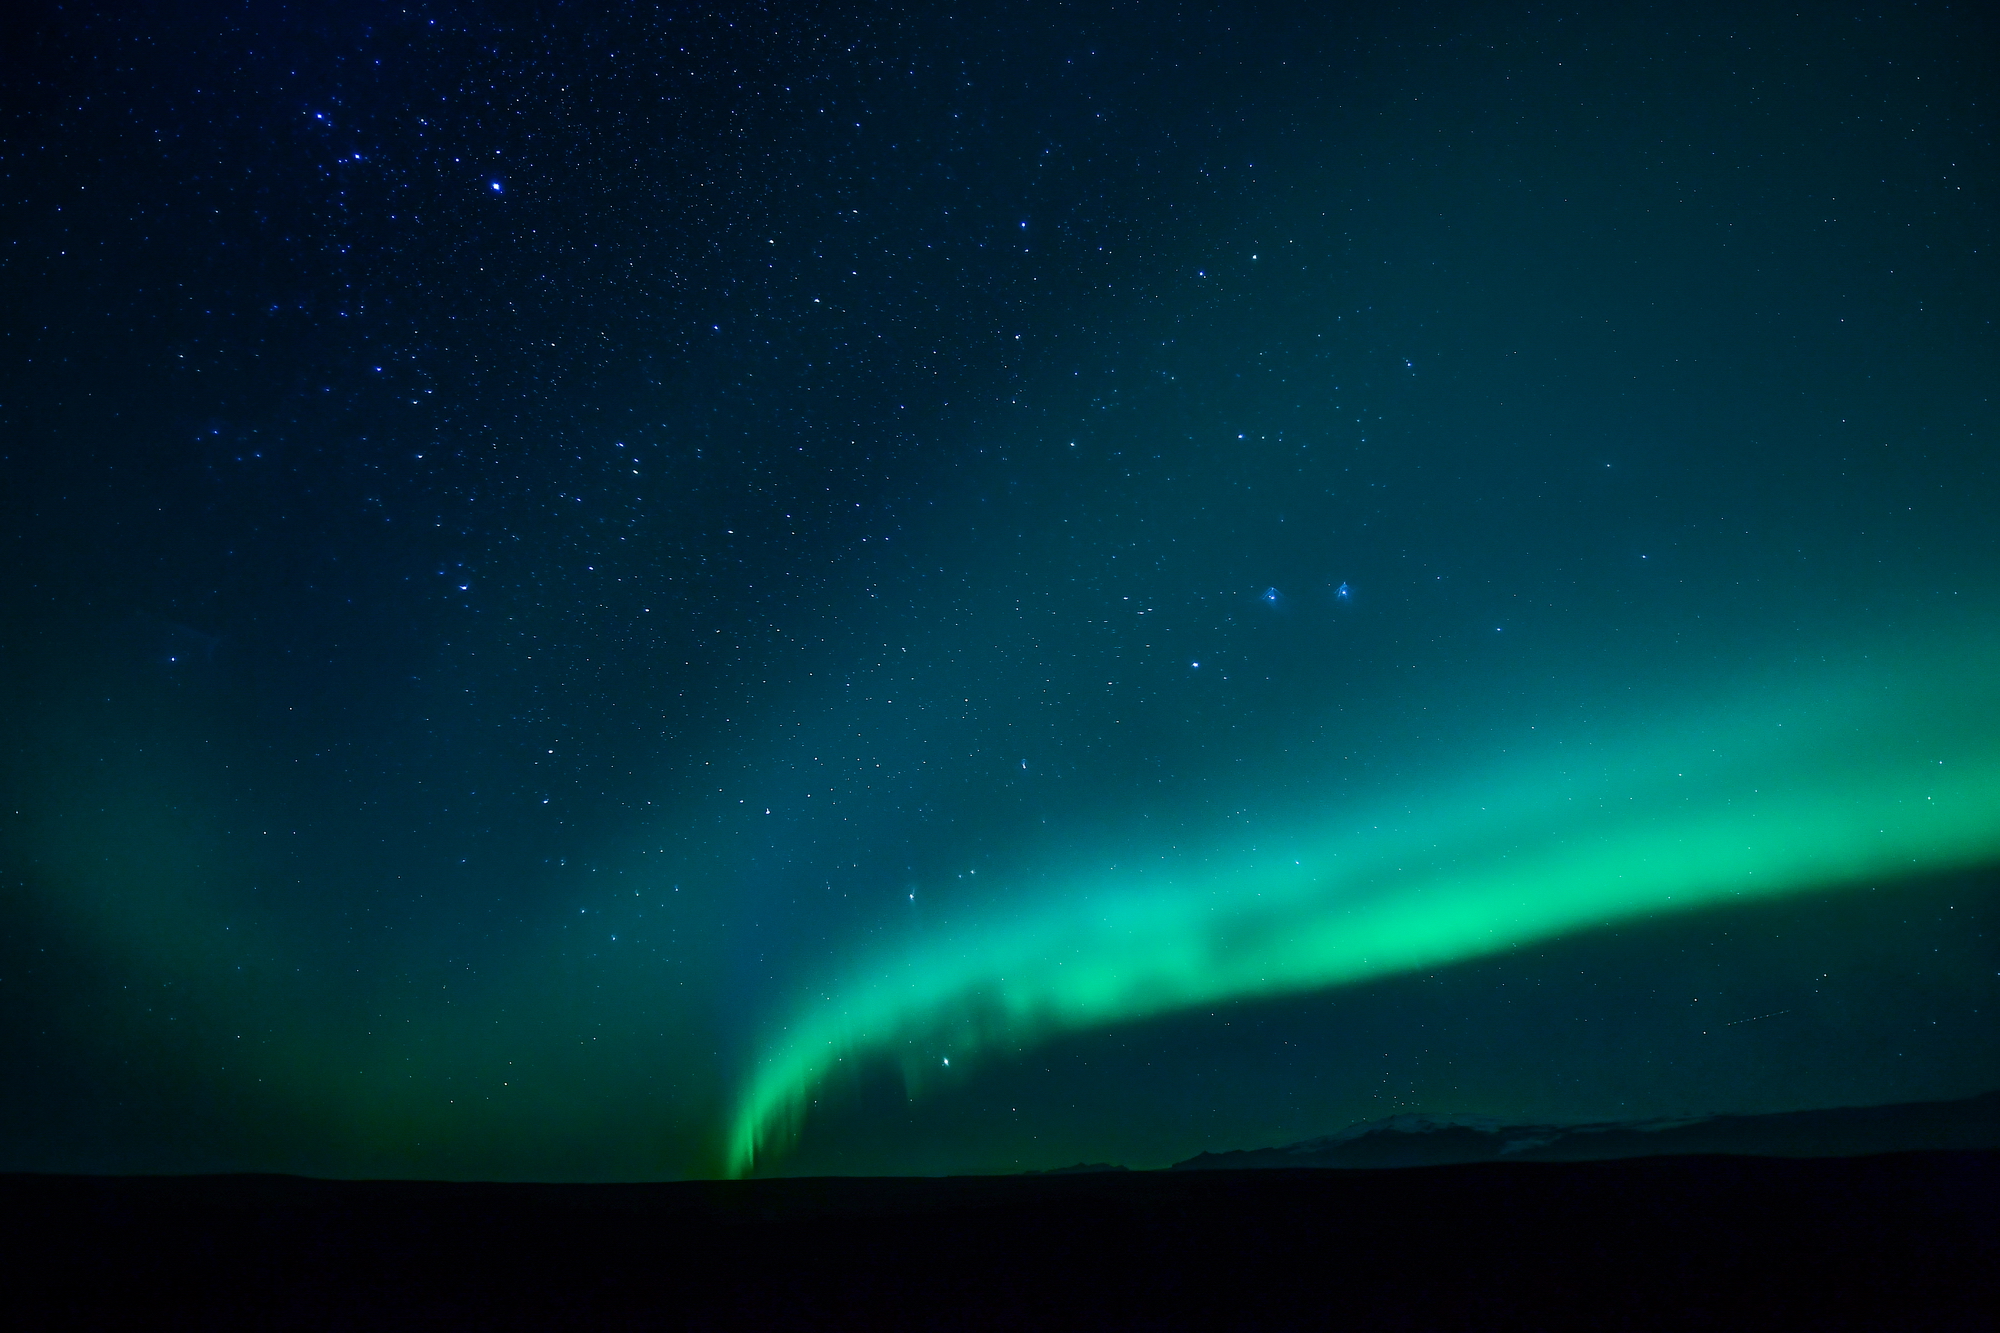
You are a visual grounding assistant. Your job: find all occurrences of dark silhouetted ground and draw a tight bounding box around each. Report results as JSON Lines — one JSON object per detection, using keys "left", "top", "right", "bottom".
{"left": 7, "top": 1151, "right": 1996, "bottom": 1329}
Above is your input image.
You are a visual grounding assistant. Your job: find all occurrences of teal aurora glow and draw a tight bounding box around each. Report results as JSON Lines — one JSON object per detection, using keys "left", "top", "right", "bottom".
{"left": 728, "top": 642, "right": 2000, "bottom": 1174}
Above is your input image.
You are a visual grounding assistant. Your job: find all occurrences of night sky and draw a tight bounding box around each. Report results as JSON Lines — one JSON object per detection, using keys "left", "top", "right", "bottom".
{"left": 3, "top": 1, "right": 1996, "bottom": 1181}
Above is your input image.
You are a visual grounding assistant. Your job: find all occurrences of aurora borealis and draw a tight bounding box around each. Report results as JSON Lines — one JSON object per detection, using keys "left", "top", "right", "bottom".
{"left": 728, "top": 640, "right": 2000, "bottom": 1174}
{"left": 4, "top": 2, "right": 1997, "bottom": 1181}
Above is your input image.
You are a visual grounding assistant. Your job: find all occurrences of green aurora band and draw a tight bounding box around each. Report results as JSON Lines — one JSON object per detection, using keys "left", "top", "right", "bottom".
{"left": 725, "top": 641, "right": 2000, "bottom": 1176}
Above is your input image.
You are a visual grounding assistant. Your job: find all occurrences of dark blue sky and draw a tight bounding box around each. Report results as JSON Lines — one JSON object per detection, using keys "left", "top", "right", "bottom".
{"left": 2, "top": 1, "right": 1995, "bottom": 1178}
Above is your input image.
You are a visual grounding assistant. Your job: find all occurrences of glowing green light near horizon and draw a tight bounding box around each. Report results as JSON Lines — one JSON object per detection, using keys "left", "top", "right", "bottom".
{"left": 725, "top": 641, "right": 2000, "bottom": 1176}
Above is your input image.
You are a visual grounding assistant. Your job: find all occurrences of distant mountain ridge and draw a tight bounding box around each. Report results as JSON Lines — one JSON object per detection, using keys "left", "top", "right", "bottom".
{"left": 1170, "top": 1090, "right": 2000, "bottom": 1171}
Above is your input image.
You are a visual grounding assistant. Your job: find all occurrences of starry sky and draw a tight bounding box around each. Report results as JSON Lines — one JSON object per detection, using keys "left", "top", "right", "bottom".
{"left": 2, "top": 1, "right": 1996, "bottom": 1180}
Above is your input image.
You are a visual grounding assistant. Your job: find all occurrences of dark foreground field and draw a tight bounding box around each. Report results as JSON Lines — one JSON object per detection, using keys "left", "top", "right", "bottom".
{"left": 8, "top": 1152, "right": 1996, "bottom": 1329}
